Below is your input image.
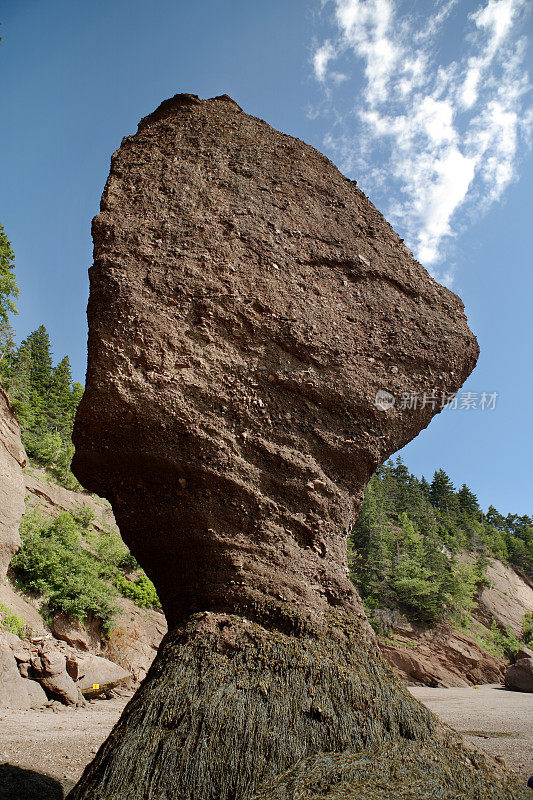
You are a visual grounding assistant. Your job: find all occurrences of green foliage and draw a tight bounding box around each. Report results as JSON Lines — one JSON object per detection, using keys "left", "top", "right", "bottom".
{"left": 478, "top": 622, "right": 521, "bottom": 659}
{"left": 0, "top": 601, "right": 28, "bottom": 638}
{"left": 0, "top": 223, "right": 19, "bottom": 325}
{"left": 71, "top": 505, "right": 96, "bottom": 528}
{"left": 114, "top": 572, "right": 161, "bottom": 609}
{"left": 11, "top": 511, "right": 117, "bottom": 631}
{"left": 523, "top": 613, "right": 533, "bottom": 646}
{"left": 1, "top": 324, "right": 84, "bottom": 487}
{"left": 350, "top": 458, "right": 533, "bottom": 628}
{"left": 11, "top": 509, "right": 161, "bottom": 633}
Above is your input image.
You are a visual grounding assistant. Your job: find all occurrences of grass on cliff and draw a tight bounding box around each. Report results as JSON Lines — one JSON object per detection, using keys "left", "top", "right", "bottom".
{"left": 10, "top": 509, "right": 161, "bottom": 634}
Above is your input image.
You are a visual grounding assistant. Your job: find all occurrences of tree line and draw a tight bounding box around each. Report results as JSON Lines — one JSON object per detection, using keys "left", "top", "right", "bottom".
{"left": 350, "top": 458, "right": 533, "bottom": 627}
{"left": 0, "top": 325, "right": 83, "bottom": 487}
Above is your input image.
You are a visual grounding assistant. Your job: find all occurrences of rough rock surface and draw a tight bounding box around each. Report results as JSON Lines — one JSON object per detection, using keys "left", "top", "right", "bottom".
{"left": 105, "top": 598, "right": 166, "bottom": 682}
{"left": 0, "top": 386, "right": 26, "bottom": 581}
{"left": 476, "top": 558, "right": 533, "bottom": 638}
{"left": 67, "top": 96, "right": 530, "bottom": 800}
{"left": 72, "top": 92, "right": 479, "bottom": 634}
{"left": 30, "top": 641, "right": 84, "bottom": 706}
{"left": 380, "top": 620, "right": 505, "bottom": 687}
{"left": 25, "top": 470, "right": 116, "bottom": 533}
{"left": 75, "top": 654, "right": 131, "bottom": 697}
{"left": 0, "top": 636, "right": 46, "bottom": 709}
{"left": 505, "top": 657, "right": 533, "bottom": 693}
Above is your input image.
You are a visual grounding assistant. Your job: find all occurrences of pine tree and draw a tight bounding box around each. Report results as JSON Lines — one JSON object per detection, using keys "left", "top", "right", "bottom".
{"left": 26, "top": 325, "right": 53, "bottom": 396}
{"left": 0, "top": 223, "right": 19, "bottom": 325}
{"left": 457, "top": 484, "right": 480, "bottom": 517}
{"left": 429, "top": 469, "right": 456, "bottom": 513}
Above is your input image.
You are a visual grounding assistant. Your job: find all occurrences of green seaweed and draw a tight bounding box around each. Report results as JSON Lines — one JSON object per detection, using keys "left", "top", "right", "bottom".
{"left": 67, "top": 611, "right": 528, "bottom": 800}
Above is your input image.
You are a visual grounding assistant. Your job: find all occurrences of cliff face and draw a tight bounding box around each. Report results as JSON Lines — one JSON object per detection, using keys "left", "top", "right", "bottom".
{"left": 0, "top": 386, "right": 26, "bottom": 582}
{"left": 66, "top": 96, "right": 529, "bottom": 800}
{"left": 72, "top": 92, "right": 478, "bottom": 634}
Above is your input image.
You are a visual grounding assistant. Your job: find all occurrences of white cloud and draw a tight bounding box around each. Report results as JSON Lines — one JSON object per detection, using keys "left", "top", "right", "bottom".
{"left": 312, "top": 0, "right": 532, "bottom": 278}
{"left": 313, "top": 41, "right": 337, "bottom": 82}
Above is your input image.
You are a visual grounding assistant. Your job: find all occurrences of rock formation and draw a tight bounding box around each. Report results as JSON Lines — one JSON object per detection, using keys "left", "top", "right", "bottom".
{"left": 68, "top": 95, "right": 527, "bottom": 799}
{"left": 505, "top": 657, "right": 533, "bottom": 692}
{"left": 0, "top": 386, "right": 26, "bottom": 581}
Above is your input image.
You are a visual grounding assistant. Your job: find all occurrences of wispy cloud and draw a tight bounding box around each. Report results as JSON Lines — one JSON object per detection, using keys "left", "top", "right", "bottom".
{"left": 312, "top": 0, "right": 531, "bottom": 281}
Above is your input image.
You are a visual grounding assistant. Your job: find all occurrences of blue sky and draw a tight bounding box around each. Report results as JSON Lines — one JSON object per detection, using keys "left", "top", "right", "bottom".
{"left": 0, "top": 0, "right": 531, "bottom": 514}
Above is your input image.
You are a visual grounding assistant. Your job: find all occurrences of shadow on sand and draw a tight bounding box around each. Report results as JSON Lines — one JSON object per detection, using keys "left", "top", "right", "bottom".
{"left": 0, "top": 763, "right": 75, "bottom": 800}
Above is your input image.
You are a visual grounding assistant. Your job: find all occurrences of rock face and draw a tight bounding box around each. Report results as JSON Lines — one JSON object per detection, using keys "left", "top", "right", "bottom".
{"left": 379, "top": 620, "right": 505, "bottom": 687}
{"left": 0, "top": 386, "right": 26, "bottom": 581}
{"left": 505, "top": 657, "right": 533, "bottom": 692}
{"left": 477, "top": 558, "right": 533, "bottom": 638}
{"left": 72, "top": 92, "right": 478, "bottom": 634}
{"left": 67, "top": 95, "right": 529, "bottom": 800}
{"left": 0, "top": 636, "right": 46, "bottom": 709}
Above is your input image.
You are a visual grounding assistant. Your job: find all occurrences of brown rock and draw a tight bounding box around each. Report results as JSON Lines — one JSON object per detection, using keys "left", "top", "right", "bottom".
{"left": 51, "top": 612, "right": 101, "bottom": 652}
{"left": 105, "top": 598, "right": 166, "bottom": 681}
{"left": 75, "top": 654, "right": 131, "bottom": 697}
{"left": 476, "top": 558, "right": 533, "bottom": 638}
{"left": 0, "top": 637, "right": 33, "bottom": 708}
{"left": 72, "top": 93, "right": 478, "bottom": 633}
{"left": 0, "top": 386, "right": 26, "bottom": 581}
{"left": 505, "top": 657, "right": 533, "bottom": 692}
{"left": 515, "top": 645, "right": 533, "bottom": 661}
{"left": 30, "top": 641, "right": 83, "bottom": 706}
{"left": 380, "top": 622, "right": 505, "bottom": 687}
{"left": 67, "top": 96, "right": 526, "bottom": 800}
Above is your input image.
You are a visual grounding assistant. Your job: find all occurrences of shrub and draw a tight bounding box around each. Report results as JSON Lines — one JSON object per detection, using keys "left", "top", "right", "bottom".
{"left": 523, "top": 613, "right": 533, "bottom": 646}
{"left": 11, "top": 510, "right": 117, "bottom": 631}
{"left": 114, "top": 572, "right": 161, "bottom": 609}
{"left": 0, "top": 602, "right": 29, "bottom": 638}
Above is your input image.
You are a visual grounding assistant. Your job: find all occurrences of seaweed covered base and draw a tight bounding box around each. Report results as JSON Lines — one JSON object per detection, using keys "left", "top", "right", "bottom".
{"left": 67, "top": 612, "right": 528, "bottom": 800}
{"left": 253, "top": 738, "right": 529, "bottom": 800}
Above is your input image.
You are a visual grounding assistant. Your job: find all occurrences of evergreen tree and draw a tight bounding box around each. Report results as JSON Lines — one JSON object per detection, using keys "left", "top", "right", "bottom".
{"left": 26, "top": 325, "right": 53, "bottom": 396}
{"left": 0, "top": 223, "right": 19, "bottom": 325}
{"left": 429, "top": 469, "right": 456, "bottom": 513}
{"left": 457, "top": 484, "right": 480, "bottom": 517}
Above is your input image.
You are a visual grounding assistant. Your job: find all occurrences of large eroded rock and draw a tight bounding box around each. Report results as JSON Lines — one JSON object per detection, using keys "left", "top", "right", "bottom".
{"left": 67, "top": 96, "right": 527, "bottom": 800}
{"left": 0, "top": 386, "right": 26, "bottom": 581}
{"left": 73, "top": 92, "right": 478, "bottom": 633}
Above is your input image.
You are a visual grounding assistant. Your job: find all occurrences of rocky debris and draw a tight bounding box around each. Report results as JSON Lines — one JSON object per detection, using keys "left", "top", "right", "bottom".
{"left": 0, "top": 636, "right": 47, "bottom": 709}
{"left": 66, "top": 95, "right": 513, "bottom": 800}
{"left": 29, "top": 640, "right": 84, "bottom": 706}
{"left": 380, "top": 621, "right": 505, "bottom": 687}
{"left": 476, "top": 558, "right": 533, "bottom": 638}
{"left": 505, "top": 657, "right": 533, "bottom": 692}
{"left": 24, "top": 470, "right": 116, "bottom": 533}
{"left": 0, "top": 386, "right": 26, "bottom": 581}
{"left": 0, "top": 631, "right": 133, "bottom": 708}
{"left": 105, "top": 598, "right": 166, "bottom": 681}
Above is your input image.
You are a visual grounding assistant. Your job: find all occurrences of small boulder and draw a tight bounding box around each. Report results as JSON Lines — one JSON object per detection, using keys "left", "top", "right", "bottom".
{"left": 76, "top": 654, "right": 131, "bottom": 698}
{"left": 51, "top": 613, "right": 93, "bottom": 652}
{"left": 505, "top": 657, "right": 533, "bottom": 692}
{"left": 30, "top": 642, "right": 83, "bottom": 706}
{"left": 0, "top": 638, "right": 45, "bottom": 709}
{"left": 515, "top": 645, "right": 533, "bottom": 661}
